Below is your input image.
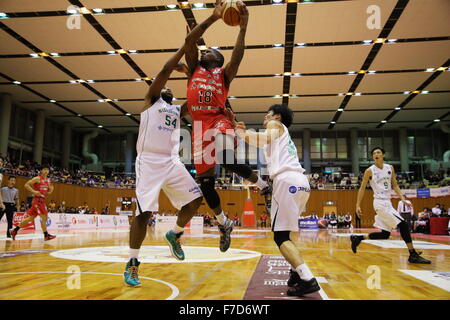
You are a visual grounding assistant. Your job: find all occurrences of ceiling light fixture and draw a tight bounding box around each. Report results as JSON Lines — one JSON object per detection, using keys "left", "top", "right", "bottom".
{"left": 13, "top": 81, "right": 21, "bottom": 85}
{"left": 395, "top": 107, "right": 401, "bottom": 110}
{"left": 193, "top": 3, "right": 204, "bottom": 8}
{"left": 50, "top": 52, "right": 59, "bottom": 57}
{"left": 166, "top": 4, "right": 178, "bottom": 9}
{"left": 330, "top": 121, "right": 336, "bottom": 124}
{"left": 80, "top": 7, "right": 91, "bottom": 14}
{"left": 337, "top": 108, "right": 344, "bottom": 112}
{"left": 381, "top": 120, "right": 387, "bottom": 123}
{"left": 434, "top": 119, "right": 441, "bottom": 122}
{"left": 93, "top": 8, "right": 104, "bottom": 14}
{"left": 50, "top": 99, "right": 56, "bottom": 103}
{"left": 273, "top": 44, "right": 283, "bottom": 48}
{"left": 0, "top": 13, "right": 9, "bottom": 19}
{"left": 30, "top": 53, "right": 39, "bottom": 58}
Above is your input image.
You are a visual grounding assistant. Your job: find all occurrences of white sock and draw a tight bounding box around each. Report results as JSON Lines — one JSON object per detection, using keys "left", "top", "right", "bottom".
{"left": 255, "top": 176, "right": 269, "bottom": 190}
{"left": 173, "top": 224, "right": 184, "bottom": 234}
{"left": 216, "top": 212, "right": 227, "bottom": 225}
{"left": 295, "top": 263, "right": 314, "bottom": 281}
{"left": 129, "top": 248, "right": 140, "bottom": 260}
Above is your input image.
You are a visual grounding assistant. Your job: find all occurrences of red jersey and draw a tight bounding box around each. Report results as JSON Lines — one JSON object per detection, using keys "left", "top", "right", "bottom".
{"left": 33, "top": 176, "right": 50, "bottom": 199}
{"left": 187, "top": 65, "right": 229, "bottom": 128}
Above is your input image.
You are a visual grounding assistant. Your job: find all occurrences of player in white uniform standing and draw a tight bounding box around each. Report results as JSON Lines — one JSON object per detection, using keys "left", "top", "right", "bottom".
{"left": 124, "top": 45, "right": 203, "bottom": 287}
{"left": 350, "top": 147, "right": 431, "bottom": 264}
{"left": 228, "top": 104, "right": 320, "bottom": 297}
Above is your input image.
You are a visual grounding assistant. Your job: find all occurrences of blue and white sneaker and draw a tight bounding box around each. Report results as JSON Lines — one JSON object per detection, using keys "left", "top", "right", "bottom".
{"left": 165, "top": 230, "right": 185, "bottom": 261}
{"left": 124, "top": 258, "right": 141, "bottom": 287}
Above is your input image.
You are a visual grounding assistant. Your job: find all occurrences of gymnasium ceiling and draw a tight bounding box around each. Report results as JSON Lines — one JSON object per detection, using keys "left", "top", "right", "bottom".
{"left": 0, "top": 0, "right": 449, "bottom": 133}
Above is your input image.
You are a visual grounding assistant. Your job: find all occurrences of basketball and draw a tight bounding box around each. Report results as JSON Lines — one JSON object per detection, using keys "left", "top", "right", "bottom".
{"left": 222, "top": 0, "right": 241, "bottom": 26}
{"left": 318, "top": 219, "right": 328, "bottom": 228}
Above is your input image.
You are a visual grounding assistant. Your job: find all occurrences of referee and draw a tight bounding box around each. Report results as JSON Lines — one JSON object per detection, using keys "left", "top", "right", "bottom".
{"left": 0, "top": 176, "right": 20, "bottom": 238}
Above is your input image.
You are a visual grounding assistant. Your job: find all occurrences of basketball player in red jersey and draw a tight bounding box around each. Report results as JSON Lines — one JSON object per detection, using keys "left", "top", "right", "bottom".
{"left": 184, "top": 0, "right": 270, "bottom": 252}
{"left": 10, "top": 166, "right": 56, "bottom": 241}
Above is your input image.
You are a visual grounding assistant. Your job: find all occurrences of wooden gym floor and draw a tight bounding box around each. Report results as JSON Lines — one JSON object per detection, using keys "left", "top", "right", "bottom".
{"left": 0, "top": 226, "right": 449, "bottom": 300}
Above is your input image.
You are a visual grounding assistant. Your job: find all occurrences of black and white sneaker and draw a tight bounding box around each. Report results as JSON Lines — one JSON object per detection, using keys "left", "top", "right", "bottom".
{"left": 287, "top": 278, "right": 321, "bottom": 297}
{"left": 408, "top": 251, "right": 431, "bottom": 264}
{"left": 287, "top": 269, "right": 301, "bottom": 287}
{"left": 350, "top": 235, "right": 364, "bottom": 253}
{"left": 218, "top": 219, "right": 234, "bottom": 252}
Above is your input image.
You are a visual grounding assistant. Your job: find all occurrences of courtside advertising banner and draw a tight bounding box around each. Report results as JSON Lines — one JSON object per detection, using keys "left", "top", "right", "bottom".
{"left": 299, "top": 218, "right": 319, "bottom": 229}
{"left": 13, "top": 212, "right": 35, "bottom": 231}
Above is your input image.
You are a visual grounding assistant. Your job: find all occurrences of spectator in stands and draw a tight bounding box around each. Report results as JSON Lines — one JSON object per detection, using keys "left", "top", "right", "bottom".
{"left": 344, "top": 213, "right": 352, "bottom": 228}
{"left": 19, "top": 201, "right": 27, "bottom": 212}
{"left": 329, "top": 212, "right": 338, "bottom": 229}
{"left": 310, "top": 212, "right": 318, "bottom": 220}
{"left": 431, "top": 204, "right": 441, "bottom": 217}
{"left": 260, "top": 212, "right": 268, "bottom": 229}
{"left": 337, "top": 214, "right": 346, "bottom": 228}
{"left": 323, "top": 213, "right": 330, "bottom": 222}
{"left": 92, "top": 207, "right": 98, "bottom": 215}
{"left": 415, "top": 210, "right": 430, "bottom": 234}
{"left": 104, "top": 201, "right": 110, "bottom": 215}
{"left": 233, "top": 213, "right": 239, "bottom": 227}
{"left": 48, "top": 200, "right": 57, "bottom": 213}
{"left": 58, "top": 201, "right": 66, "bottom": 213}
{"left": 440, "top": 204, "right": 448, "bottom": 217}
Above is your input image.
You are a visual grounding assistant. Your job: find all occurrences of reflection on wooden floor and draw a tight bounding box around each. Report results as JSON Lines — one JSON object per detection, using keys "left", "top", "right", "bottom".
{"left": 0, "top": 226, "right": 449, "bottom": 300}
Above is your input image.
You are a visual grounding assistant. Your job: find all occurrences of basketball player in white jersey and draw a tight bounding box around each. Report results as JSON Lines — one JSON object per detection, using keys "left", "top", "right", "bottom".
{"left": 228, "top": 104, "right": 321, "bottom": 297}
{"left": 350, "top": 147, "right": 431, "bottom": 264}
{"left": 124, "top": 45, "right": 203, "bottom": 287}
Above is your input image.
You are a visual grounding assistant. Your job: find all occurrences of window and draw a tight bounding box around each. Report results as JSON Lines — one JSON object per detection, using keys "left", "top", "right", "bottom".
{"left": 337, "top": 138, "right": 347, "bottom": 159}
{"left": 311, "top": 138, "right": 321, "bottom": 159}
{"left": 358, "top": 137, "right": 367, "bottom": 160}
{"left": 322, "top": 137, "right": 336, "bottom": 159}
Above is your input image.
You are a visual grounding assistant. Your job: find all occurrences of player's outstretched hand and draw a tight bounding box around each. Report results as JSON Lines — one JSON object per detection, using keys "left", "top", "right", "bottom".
{"left": 356, "top": 207, "right": 362, "bottom": 217}
{"left": 235, "top": 121, "right": 246, "bottom": 131}
{"left": 212, "top": 0, "right": 226, "bottom": 20}
{"left": 237, "top": 1, "right": 249, "bottom": 29}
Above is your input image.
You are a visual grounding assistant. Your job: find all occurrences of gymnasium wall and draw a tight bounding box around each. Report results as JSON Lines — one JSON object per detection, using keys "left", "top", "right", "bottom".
{"left": 4, "top": 175, "right": 450, "bottom": 228}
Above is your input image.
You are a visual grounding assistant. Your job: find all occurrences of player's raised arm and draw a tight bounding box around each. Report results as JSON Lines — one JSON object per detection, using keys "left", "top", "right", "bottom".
{"left": 235, "top": 120, "right": 283, "bottom": 149}
{"left": 143, "top": 46, "right": 186, "bottom": 112}
{"left": 224, "top": 1, "right": 248, "bottom": 87}
{"left": 185, "top": 0, "right": 225, "bottom": 76}
{"left": 356, "top": 168, "right": 372, "bottom": 216}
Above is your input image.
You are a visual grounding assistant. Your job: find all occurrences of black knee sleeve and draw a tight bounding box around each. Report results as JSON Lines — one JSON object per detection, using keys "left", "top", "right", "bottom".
{"left": 274, "top": 231, "right": 291, "bottom": 247}
{"left": 368, "top": 230, "right": 391, "bottom": 239}
{"left": 197, "top": 176, "right": 220, "bottom": 210}
{"left": 398, "top": 221, "right": 412, "bottom": 243}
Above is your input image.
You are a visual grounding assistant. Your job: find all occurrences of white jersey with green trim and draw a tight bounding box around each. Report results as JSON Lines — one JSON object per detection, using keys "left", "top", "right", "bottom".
{"left": 263, "top": 122, "right": 305, "bottom": 179}
{"left": 369, "top": 163, "right": 393, "bottom": 200}
{"left": 136, "top": 97, "right": 181, "bottom": 156}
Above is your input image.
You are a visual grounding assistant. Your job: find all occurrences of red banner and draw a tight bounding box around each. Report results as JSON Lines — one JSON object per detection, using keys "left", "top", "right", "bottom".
{"left": 242, "top": 198, "right": 256, "bottom": 227}
{"left": 13, "top": 212, "right": 35, "bottom": 231}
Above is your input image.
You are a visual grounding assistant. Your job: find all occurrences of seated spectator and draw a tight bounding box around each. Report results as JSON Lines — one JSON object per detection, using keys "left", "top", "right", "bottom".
{"left": 431, "top": 204, "right": 441, "bottom": 217}
{"left": 260, "top": 212, "right": 268, "bottom": 229}
{"left": 415, "top": 211, "right": 430, "bottom": 234}
{"left": 233, "top": 213, "right": 239, "bottom": 227}
{"left": 310, "top": 212, "right": 318, "bottom": 220}
{"left": 48, "top": 200, "right": 57, "bottom": 213}
{"left": 344, "top": 213, "right": 352, "bottom": 228}
{"left": 337, "top": 214, "right": 346, "bottom": 228}
{"left": 329, "top": 212, "right": 338, "bottom": 229}
{"left": 58, "top": 201, "right": 66, "bottom": 213}
{"left": 19, "top": 201, "right": 27, "bottom": 212}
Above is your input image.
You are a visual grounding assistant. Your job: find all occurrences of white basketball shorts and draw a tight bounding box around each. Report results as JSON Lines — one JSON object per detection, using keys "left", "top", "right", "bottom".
{"left": 373, "top": 199, "right": 404, "bottom": 231}
{"left": 135, "top": 152, "right": 202, "bottom": 214}
{"left": 271, "top": 171, "right": 310, "bottom": 232}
